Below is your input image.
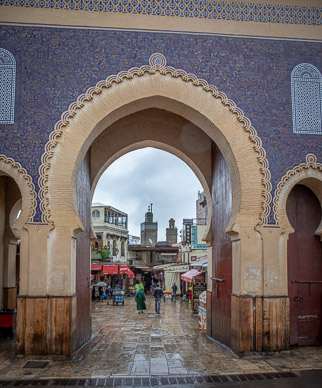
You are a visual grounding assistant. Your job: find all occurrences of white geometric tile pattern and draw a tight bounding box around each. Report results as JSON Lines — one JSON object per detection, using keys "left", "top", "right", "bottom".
{"left": 0, "top": 48, "right": 16, "bottom": 125}
{"left": 291, "top": 63, "right": 322, "bottom": 135}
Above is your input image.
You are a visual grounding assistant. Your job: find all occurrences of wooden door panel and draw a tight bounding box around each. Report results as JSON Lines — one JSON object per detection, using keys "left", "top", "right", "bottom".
{"left": 287, "top": 184, "right": 322, "bottom": 346}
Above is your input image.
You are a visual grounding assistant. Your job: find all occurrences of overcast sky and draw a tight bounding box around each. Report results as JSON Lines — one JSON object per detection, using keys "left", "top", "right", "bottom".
{"left": 92, "top": 148, "right": 203, "bottom": 241}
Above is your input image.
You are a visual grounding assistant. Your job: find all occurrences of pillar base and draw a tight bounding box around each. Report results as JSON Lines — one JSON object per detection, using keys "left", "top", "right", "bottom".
{"left": 3, "top": 287, "right": 17, "bottom": 309}
{"left": 231, "top": 295, "right": 290, "bottom": 354}
{"left": 16, "top": 295, "right": 77, "bottom": 356}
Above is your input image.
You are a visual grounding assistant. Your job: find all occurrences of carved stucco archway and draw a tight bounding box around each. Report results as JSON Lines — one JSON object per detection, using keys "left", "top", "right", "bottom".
{"left": 40, "top": 54, "right": 269, "bottom": 235}
{"left": 89, "top": 107, "right": 214, "bottom": 240}
{"left": 274, "top": 153, "right": 322, "bottom": 238}
{"left": 0, "top": 154, "right": 36, "bottom": 231}
{"left": 0, "top": 155, "right": 36, "bottom": 310}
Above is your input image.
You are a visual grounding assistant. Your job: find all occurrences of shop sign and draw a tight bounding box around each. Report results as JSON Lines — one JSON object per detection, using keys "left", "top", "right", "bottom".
{"left": 193, "top": 283, "right": 206, "bottom": 298}
{"left": 165, "top": 265, "right": 189, "bottom": 272}
{"left": 91, "top": 264, "right": 102, "bottom": 271}
{"left": 119, "top": 264, "right": 135, "bottom": 277}
{"left": 185, "top": 224, "right": 191, "bottom": 244}
{"left": 119, "top": 265, "right": 129, "bottom": 274}
{"left": 183, "top": 219, "right": 193, "bottom": 244}
{"left": 103, "top": 265, "right": 119, "bottom": 275}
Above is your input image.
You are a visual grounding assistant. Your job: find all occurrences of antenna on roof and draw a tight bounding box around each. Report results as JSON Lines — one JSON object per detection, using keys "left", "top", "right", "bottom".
{"left": 150, "top": 203, "right": 153, "bottom": 212}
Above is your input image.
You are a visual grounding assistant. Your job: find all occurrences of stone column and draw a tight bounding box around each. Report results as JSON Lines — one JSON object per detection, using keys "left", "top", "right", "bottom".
{"left": 230, "top": 226, "right": 289, "bottom": 353}
{"left": 3, "top": 233, "right": 19, "bottom": 309}
{"left": 15, "top": 221, "right": 79, "bottom": 356}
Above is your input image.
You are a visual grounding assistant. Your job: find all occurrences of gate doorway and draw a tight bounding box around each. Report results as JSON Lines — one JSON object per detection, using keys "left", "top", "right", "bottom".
{"left": 287, "top": 184, "right": 322, "bottom": 346}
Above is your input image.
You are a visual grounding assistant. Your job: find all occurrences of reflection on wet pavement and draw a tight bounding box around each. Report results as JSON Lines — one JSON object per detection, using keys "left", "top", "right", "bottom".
{"left": 0, "top": 295, "right": 322, "bottom": 380}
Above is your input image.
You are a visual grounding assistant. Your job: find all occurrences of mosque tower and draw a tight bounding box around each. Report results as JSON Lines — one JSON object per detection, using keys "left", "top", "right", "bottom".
{"left": 140, "top": 203, "right": 158, "bottom": 246}
{"left": 166, "top": 218, "right": 177, "bottom": 244}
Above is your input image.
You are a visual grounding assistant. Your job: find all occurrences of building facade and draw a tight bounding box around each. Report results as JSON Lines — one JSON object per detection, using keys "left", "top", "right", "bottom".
{"left": 180, "top": 218, "right": 208, "bottom": 264}
{"left": 0, "top": 0, "right": 321, "bottom": 356}
{"left": 91, "top": 203, "right": 129, "bottom": 263}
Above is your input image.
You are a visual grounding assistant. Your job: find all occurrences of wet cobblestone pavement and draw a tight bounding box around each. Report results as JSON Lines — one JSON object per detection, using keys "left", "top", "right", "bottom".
{"left": 0, "top": 295, "right": 321, "bottom": 383}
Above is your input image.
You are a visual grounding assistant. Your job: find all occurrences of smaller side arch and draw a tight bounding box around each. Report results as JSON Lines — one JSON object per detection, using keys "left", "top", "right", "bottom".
{"left": 0, "top": 154, "right": 37, "bottom": 230}
{"left": 274, "top": 153, "right": 322, "bottom": 237}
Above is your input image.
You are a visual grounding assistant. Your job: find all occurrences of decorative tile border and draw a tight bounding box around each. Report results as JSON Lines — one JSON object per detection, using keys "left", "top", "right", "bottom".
{"left": 1, "top": 1, "right": 321, "bottom": 26}
{"left": 38, "top": 53, "right": 272, "bottom": 226}
{"left": 273, "top": 153, "right": 322, "bottom": 225}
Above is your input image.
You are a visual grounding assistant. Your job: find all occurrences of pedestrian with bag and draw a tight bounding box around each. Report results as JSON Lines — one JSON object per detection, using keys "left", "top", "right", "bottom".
{"left": 98, "top": 286, "right": 104, "bottom": 303}
{"left": 153, "top": 283, "right": 164, "bottom": 314}
{"left": 171, "top": 283, "right": 178, "bottom": 302}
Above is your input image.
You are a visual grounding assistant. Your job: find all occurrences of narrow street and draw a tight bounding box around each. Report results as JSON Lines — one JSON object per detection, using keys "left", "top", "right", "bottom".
{"left": 0, "top": 295, "right": 321, "bottom": 386}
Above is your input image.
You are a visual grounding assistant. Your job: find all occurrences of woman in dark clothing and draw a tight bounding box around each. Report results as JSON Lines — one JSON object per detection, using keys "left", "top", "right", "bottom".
{"left": 98, "top": 286, "right": 104, "bottom": 303}
{"left": 135, "top": 288, "right": 146, "bottom": 314}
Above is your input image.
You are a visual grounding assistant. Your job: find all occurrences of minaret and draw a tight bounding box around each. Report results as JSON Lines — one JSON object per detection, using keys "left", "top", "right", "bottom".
{"left": 166, "top": 218, "right": 177, "bottom": 244}
{"left": 140, "top": 204, "right": 158, "bottom": 246}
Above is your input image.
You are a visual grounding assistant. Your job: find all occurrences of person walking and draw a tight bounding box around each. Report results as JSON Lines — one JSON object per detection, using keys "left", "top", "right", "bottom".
{"left": 134, "top": 280, "right": 144, "bottom": 294}
{"left": 98, "top": 286, "right": 104, "bottom": 303}
{"left": 153, "top": 283, "right": 164, "bottom": 314}
{"left": 135, "top": 288, "right": 146, "bottom": 314}
{"left": 106, "top": 285, "right": 112, "bottom": 305}
{"left": 171, "top": 283, "right": 178, "bottom": 302}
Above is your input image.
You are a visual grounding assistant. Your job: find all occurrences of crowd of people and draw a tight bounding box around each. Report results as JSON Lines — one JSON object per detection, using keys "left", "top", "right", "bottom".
{"left": 134, "top": 280, "right": 179, "bottom": 314}
{"left": 92, "top": 284, "right": 114, "bottom": 304}
{"left": 92, "top": 279, "right": 183, "bottom": 315}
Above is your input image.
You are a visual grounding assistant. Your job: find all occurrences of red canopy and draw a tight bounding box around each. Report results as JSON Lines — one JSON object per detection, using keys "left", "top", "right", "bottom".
{"left": 90, "top": 275, "right": 95, "bottom": 280}
{"left": 119, "top": 265, "right": 135, "bottom": 278}
{"left": 127, "top": 268, "right": 135, "bottom": 278}
{"left": 181, "top": 269, "right": 204, "bottom": 283}
{"left": 103, "top": 265, "right": 119, "bottom": 275}
{"left": 91, "top": 264, "right": 102, "bottom": 271}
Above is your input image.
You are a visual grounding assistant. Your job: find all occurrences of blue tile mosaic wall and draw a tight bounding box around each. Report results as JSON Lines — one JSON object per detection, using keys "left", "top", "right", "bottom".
{"left": 1, "top": 1, "right": 321, "bottom": 26}
{"left": 0, "top": 26, "right": 321, "bottom": 223}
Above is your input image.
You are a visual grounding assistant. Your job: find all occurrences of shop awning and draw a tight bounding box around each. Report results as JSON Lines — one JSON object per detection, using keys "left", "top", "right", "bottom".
{"left": 103, "top": 265, "right": 119, "bottom": 275}
{"left": 128, "top": 269, "right": 135, "bottom": 277}
{"left": 91, "top": 264, "right": 102, "bottom": 271}
{"left": 119, "top": 265, "right": 135, "bottom": 278}
{"left": 181, "top": 269, "right": 204, "bottom": 283}
{"left": 190, "top": 257, "right": 208, "bottom": 268}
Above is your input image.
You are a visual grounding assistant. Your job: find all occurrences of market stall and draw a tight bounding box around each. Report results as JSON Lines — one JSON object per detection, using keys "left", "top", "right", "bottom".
{"left": 164, "top": 264, "right": 189, "bottom": 296}
{"left": 181, "top": 269, "right": 206, "bottom": 313}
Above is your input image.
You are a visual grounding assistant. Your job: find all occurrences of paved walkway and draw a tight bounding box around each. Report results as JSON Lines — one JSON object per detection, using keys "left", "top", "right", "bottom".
{"left": 0, "top": 295, "right": 321, "bottom": 382}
